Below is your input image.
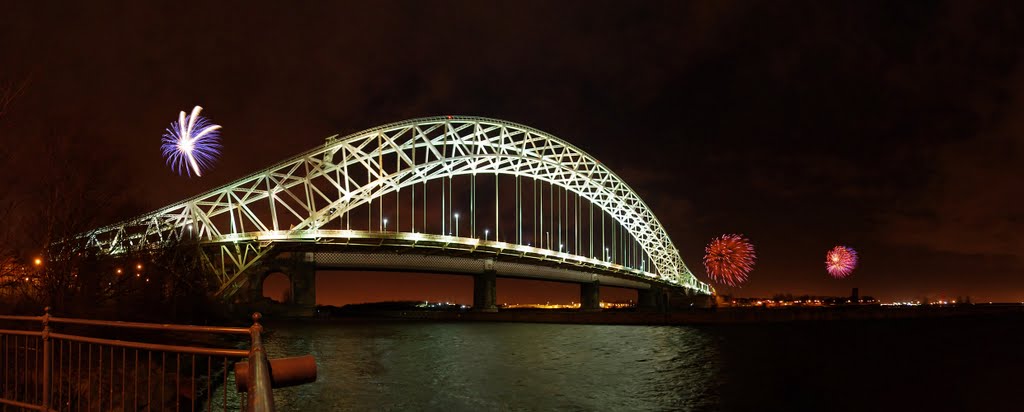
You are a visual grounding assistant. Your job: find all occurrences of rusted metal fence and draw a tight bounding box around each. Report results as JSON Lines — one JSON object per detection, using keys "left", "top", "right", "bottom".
{"left": 0, "top": 308, "right": 314, "bottom": 411}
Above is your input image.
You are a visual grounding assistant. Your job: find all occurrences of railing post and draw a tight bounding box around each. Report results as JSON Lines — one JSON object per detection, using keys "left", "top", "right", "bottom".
{"left": 41, "top": 307, "right": 51, "bottom": 412}
{"left": 247, "top": 312, "right": 274, "bottom": 412}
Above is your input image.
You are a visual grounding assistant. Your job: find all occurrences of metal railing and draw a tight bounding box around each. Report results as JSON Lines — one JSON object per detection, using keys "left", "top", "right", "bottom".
{"left": 0, "top": 308, "right": 315, "bottom": 411}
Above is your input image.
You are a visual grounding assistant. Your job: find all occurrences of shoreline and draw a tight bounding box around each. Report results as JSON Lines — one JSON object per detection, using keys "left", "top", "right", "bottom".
{"left": 280, "top": 304, "right": 1024, "bottom": 325}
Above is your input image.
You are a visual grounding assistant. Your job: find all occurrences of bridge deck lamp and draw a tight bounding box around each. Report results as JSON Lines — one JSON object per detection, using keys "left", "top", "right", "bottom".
{"left": 383, "top": 218, "right": 388, "bottom": 232}
{"left": 484, "top": 229, "right": 489, "bottom": 241}
{"left": 454, "top": 213, "right": 459, "bottom": 237}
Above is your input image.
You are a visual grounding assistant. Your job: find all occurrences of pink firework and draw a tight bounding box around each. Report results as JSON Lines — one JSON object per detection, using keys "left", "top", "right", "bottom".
{"left": 703, "top": 234, "right": 756, "bottom": 287}
{"left": 825, "top": 246, "right": 858, "bottom": 278}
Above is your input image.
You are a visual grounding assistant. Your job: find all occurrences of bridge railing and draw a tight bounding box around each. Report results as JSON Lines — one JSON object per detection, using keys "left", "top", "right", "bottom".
{"left": 0, "top": 309, "right": 315, "bottom": 411}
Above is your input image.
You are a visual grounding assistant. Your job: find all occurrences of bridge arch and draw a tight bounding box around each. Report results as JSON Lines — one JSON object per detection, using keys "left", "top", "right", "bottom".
{"left": 82, "top": 117, "right": 712, "bottom": 297}
{"left": 312, "top": 121, "right": 688, "bottom": 282}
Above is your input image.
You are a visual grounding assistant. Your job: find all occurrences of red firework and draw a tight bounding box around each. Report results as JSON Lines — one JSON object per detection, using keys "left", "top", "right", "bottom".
{"left": 825, "top": 245, "right": 858, "bottom": 278}
{"left": 703, "top": 234, "right": 756, "bottom": 287}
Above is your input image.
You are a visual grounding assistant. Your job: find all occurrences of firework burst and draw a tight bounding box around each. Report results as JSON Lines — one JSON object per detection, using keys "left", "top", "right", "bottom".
{"left": 161, "top": 106, "right": 222, "bottom": 177}
{"left": 703, "top": 234, "right": 756, "bottom": 287}
{"left": 825, "top": 245, "right": 858, "bottom": 278}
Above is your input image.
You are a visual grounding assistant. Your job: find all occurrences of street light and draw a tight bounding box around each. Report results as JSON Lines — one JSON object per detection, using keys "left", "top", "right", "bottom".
{"left": 606, "top": 247, "right": 610, "bottom": 261}
{"left": 454, "top": 213, "right": 459, "bottom": 237}
{"left": 484, "top": 229, "right": 489, "bottom": 241}
{"left": 383, "top": 217, "right": 388, "bottom": 232}
{"left": 33, "top": 257, "right": 42, "bottom": 266}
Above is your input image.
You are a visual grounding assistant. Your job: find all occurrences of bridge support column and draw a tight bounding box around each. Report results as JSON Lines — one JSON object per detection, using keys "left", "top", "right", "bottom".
{"left": 634, "top": 286, "right": 659, "bottom": 311}
{"left": 290, "top": 262, "right": 317, "bottom": 312}
{"left": 580, "top": 281, "right": 601, "bottom": 311}
{"left": 473, "top": 271, "right": 498, "bottom": 312}
{"left": 637, "top": 286, "right": 667, "bottom": 313}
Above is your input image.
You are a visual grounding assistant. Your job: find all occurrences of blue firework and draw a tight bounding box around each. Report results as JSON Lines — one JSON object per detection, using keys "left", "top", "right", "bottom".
{"left": 161, "top": 106, "right": 222, "bottom": 177}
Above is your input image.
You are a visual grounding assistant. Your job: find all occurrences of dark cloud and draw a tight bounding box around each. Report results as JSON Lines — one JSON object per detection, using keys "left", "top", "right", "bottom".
{"left": 883, "top": 65, "right": 1024, "bottom": 257}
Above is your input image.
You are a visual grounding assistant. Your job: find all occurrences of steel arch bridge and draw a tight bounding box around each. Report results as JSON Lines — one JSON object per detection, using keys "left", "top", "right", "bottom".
{"left": 80, "top": 116, "right": 713, "bottom": 300}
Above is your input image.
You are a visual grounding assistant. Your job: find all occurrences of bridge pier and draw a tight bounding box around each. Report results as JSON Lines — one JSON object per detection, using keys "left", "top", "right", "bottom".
{"left": 241, "top": 256, "right": 317, "bottom": 317}
{"left": 290, "top": 263, "right": 317, "bottom": 311}
{"left": 580, "top": 281, "right": 601, "bottom": 311}
{"left": 637, "top": 286, "right": 666, "bottom": 312}
{"left": 634, "top": 286, "right": 659, "bottom": 311}
{"left": 473, "top": 271, "right": 498, "bottom": 312}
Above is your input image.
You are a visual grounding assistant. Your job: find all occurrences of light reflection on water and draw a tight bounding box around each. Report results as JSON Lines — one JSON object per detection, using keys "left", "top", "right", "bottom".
{"left": 258, "top": 321, "right": 721, "bottom": 411}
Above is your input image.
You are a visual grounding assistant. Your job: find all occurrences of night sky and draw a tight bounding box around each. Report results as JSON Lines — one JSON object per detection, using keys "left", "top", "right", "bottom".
{"left": 2, "top": 2, "right": 1023, "bottom": 305}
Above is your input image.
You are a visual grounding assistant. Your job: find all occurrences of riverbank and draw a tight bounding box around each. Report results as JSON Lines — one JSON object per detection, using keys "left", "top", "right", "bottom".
{"left": 300, "top": 304, "right": 1024, "bottom": 325}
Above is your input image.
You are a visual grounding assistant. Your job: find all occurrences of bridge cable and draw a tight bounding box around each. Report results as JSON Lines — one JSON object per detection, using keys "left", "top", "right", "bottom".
{"left": 396, "top": 143, "right": 400, "bottom": 232}
{"left": 590, "top": 199, "right": 594, "bottom": 259}
{"left": 494, "top": 171, "right": 499, "bottom": 241}
{"left": 379, "top": 132, "right": 384, "bottom": 232}
{"left": 533, "top": 177, "right": 537, "bottom": 246}
{"left": 549, "top": 181, "right": 553, "bottom": 249}
{"left": 471, "top": 174, "right": 476, "bottom": 237}
{"left": 411, "top": 142, "right": 416, "bottom": 233}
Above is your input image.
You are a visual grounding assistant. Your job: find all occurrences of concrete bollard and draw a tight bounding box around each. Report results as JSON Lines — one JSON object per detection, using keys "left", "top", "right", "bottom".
{"left": 235, "top": 355, "right": 318, "bottom": 392}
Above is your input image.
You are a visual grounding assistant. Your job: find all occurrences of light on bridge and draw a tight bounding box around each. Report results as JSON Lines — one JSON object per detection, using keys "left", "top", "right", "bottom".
{"left": 33, "top": 257, "right": 42, "bottom": 266}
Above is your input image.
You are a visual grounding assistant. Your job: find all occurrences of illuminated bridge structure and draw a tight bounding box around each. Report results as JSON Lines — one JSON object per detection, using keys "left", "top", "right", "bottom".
{"left": 80, "top": 117, "right": 714, "bottom": 313}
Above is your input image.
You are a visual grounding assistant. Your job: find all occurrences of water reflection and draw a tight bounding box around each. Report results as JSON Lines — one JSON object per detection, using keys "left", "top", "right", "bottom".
{"left": 257, "top": 321, "right": 721, "bottom": 411}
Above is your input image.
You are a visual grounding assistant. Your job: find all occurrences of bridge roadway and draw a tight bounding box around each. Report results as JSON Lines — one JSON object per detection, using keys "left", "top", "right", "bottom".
{"left": 231, "top": 230, "right": 711, "bottom": 314}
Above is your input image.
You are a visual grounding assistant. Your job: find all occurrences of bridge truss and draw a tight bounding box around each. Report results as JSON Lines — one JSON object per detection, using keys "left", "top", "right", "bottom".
{"left": 80, "top": 116, "right": 713, "bottom": 298}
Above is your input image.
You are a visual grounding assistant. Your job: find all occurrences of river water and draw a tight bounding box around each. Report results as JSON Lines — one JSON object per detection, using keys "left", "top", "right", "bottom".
{"left": 255, "top": 315, "right": 1023, "bottom": 411}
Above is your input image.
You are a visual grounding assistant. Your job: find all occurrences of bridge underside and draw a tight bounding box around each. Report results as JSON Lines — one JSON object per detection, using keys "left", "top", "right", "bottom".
{"left": 227, "top": 245, "right": 710, "bottom": 317}
{"left": 310, "top": 252, "right": 654, "bottom": 289}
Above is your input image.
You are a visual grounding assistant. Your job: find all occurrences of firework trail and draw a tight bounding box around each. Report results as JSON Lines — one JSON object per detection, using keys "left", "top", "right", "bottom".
{"left": 703, "top": 234, "right": 756, "bottom": 287}
{"left": 825, "top": 245, "right": 858, "bottom": 278}
{"left": 161, "top": 106, "right": 222, "bottom": 177}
